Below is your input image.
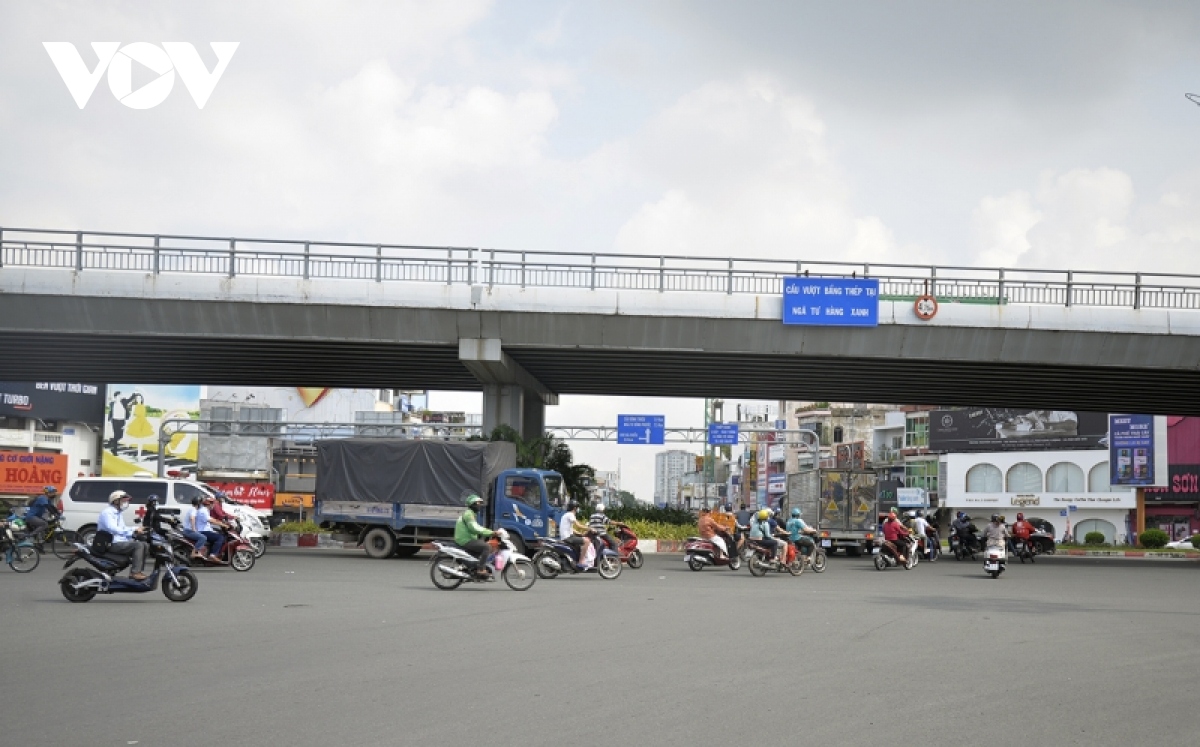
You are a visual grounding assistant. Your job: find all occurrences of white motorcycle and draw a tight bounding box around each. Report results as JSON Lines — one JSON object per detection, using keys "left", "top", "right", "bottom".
{"left": 429, "top": 529, "right": 537, "bottom": 591}
{"left": 984, "top": 543, "right": 1007, "bottom": 579}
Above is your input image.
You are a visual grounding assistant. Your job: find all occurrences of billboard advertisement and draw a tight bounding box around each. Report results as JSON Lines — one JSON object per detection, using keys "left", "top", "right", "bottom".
{"left": 0, "top": 382, "right": 105, "bottom": 423}
{"left": 929, "top": 409, "right": 1109, "bottom": 452}
{"left": 1144, "top": 465, "right": 1200, "bottom": 503}
{"left": 103, "top": 385, "right": 201, "bottom": 477}
{"left": 206, "top": 481, "right": 276, "bottom": 512}
{"left": 1, "top": 451, "right": 69, "bottom": 495}
{"left": 1109, "top": 414, "right": 1168, "bottom": 487}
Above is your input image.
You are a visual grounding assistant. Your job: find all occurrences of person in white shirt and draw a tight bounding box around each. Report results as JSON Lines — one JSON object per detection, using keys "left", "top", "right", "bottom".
{"left": 558, "top": 503, "right": 590, "bottom": 569}
{"left": 97, "top": 491, "right": 148, "bottom": 580}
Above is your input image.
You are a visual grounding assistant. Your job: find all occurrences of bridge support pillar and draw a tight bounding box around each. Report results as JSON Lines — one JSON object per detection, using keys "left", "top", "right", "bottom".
{"left": 460, "top": 338, "right": 556, "bottom": 442}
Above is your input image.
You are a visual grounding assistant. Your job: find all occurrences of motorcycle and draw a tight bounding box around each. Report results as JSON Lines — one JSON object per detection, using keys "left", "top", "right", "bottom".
{"left": 1, "top": 519, "right": 39, "bottom": 572}
{"left": 792, "top": 533, "right": 828, "bottom": 573}
{"left": 607, "top": 523, "right": 644, "bottom": 568}
{"left": 921, "top": 530, "right": 941, "bottom": 562}
{"left": 984, "top": 544, "right": 1007, "bottom": 578}
{"left": 1011, "top": 536, "right": 1036, "bottom": 563}
{"left": 59, "top": 529, "right": 198, "bottom": 603}
{"left": 428, "top": 529, "right": 536, "bottom": 591}
{"left": 166, "top": 517, "right": 256, "bottom": 572}
{"left": 1030, "top": 528, "right": 1056, "bottom": 555}
{"left": 950, "top": 527, "right": 982, "bottom": 561}
{"left": 874, "top": 534, "right": 918, "bottom": 570}
{"left": 684, "top": 529, "right": 742, "bottom": 572}
{"left": 532, "top": 535, "right": 622, "bottom": 579}
{"left": 744, "top": 535, "right": 802, "bottom": 577}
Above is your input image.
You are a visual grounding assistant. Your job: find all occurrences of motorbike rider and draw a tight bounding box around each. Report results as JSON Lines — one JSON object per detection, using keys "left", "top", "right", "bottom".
{"left": 697, "top": 507, "right": 729, "bottom": 559}
{"left": 141, "top": 494, "right": 173, "bottom": 536}
{"left": 23, "top": 485, "right": 61, "bottom": 539}
{"left": 786, "top": 507, "right": 817, "bottom": 558}
{"left": 749, "top": 509, "right": 781, "bottom": 562}
{"left": 455, "top": 493, "right": 496, "bottom": 578}
{"left": 97, "top": 490, "right": 149, "bottom": 581}
{"left": 588, "top": 503, "right": 619, "bottom": 559}
{"left": 907, "top": 510, "right": 933, "bottom": 559}
{"left": 882, "top": 512, "right": 911, "bottom": 563}
{"left": 952, "top": 511, "right": 978, "bottom": 552}
{"left": 558, "top": 502, "right": 592, "bottom": 569}
{"left": 181, "top": 496, "right": 210, "bottom": 560}
{"left": 197, "top": 495, "right": 227, "bottom": 562}
{"left": 984, "top": 514, "right": 1010, "bottom": 552}
{"left": 1011, "top": 512, "right": 1035, "bottom": 553}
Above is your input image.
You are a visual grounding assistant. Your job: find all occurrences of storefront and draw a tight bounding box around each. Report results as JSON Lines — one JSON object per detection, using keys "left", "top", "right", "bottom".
{"left": 941, "top": 451, "right": 1136, "bottom": 544}
{"left": 1143, "top": 464, "right": 1200, "bottom": 541}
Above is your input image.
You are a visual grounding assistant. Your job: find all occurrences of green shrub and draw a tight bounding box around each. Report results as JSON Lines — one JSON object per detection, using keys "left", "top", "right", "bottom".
{"left": 619, "top": 519, "right": 697, "bottom": 541}
{"left": 1083, "top": 531, "right": 1106, "bottom": 546}
{"left": 273, "top": 520, "right": 330, "bottom": 534}
{"left": 1139, "top": 528, "right": 1169, "bottom": 549}
{"left": 1191, "top": 535, "right": 1200, "bottom": 551}
{"left": 608, "top": 505, "right": 696, "bottom": 526}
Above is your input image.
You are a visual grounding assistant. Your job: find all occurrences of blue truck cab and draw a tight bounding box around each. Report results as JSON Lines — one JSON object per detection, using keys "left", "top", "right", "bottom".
{"left": 313, "top": 439, "right": 565, "bottom": 559}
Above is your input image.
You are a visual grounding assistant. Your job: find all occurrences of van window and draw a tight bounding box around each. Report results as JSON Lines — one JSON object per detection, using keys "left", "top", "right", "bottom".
{"left": 70, "top": 481, "right": 168, "bottom": 504}
{"left": 174, "top": 483, "right": 209, "bottom": 505}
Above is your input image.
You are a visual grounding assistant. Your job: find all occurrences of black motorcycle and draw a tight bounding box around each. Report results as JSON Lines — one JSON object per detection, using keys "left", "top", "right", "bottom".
{"left": 950, "top": 526, "right": 982, "bottom": 560}
{"left": 59, "top": 528, "right": 198, "bottom": 603}
{"left": 1012, "top": 536, "right": 1037, "bottom": 563}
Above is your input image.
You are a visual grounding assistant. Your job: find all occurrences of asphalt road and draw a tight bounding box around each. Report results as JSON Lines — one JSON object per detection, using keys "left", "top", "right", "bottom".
{"left": 2, "top": 550, "right": 1198, "bottom": 747}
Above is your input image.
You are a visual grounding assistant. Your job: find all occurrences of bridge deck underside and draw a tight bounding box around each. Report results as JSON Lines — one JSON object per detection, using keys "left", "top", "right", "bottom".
{"left": 2, "top": 332, "right": 1196, "bottom": 416}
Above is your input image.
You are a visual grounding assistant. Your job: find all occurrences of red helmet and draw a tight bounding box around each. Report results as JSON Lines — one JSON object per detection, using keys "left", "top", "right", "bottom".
{"left": 1016, "top": 512, "right": 1024, "bottom": 520}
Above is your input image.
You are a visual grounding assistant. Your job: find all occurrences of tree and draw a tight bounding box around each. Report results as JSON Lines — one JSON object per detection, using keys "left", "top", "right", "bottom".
{"left": 616, "top": 490, "right": 637, "bottom": 508}
{"left": 483, "top": 426, "right": 596, "bottom": 504}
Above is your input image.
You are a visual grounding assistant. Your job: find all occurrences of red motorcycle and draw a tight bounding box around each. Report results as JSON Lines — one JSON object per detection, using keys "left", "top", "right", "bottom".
{"left": 168, "top": 518, "right": 256, "bottom": 572}
{"left": 684, "top": 529, "right": 742, "bottom": 572}
{"left": 608, "top": 523, "right": 644, "bottom": 569}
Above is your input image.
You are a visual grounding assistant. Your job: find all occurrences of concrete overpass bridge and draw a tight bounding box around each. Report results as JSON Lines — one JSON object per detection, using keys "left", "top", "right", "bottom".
{"left": 2, "top": 227, "right": 1198, "bottom": 437}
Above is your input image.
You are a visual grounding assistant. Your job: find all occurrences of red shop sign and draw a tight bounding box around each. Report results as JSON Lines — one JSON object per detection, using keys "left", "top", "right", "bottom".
{"left": 207, "top": 482, "right": 276, "bottom": 511}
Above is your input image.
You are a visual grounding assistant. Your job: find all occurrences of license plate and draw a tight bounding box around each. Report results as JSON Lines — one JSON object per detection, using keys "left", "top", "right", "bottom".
{"left": 985, "top": 562, "right": 998, "bottom": 571}
{"left": 871, "top": 547, "right": 879, "bottom": 554}
{"left": 821, "top": 539, "right": 832, "bottom": 547}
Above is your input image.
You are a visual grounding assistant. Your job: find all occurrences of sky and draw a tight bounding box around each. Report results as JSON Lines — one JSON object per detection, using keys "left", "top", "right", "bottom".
{"left": 5, "top": 1, "right": 1200, "bottom": 499}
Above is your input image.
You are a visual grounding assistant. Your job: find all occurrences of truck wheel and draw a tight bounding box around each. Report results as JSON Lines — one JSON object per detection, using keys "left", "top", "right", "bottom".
{"left": 392, "top": 545, "right": 420, "bottom": 558}
{"left": 362, "top": 528, "right": 396, "bottom": 559}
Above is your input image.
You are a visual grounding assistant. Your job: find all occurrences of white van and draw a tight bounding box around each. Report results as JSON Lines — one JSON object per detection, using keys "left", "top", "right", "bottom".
{"left": 62, "top": 477, "right": 268, "bottom": 548}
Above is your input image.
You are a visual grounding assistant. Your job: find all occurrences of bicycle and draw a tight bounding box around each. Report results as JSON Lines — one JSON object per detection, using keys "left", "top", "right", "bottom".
{"left": 1, "top": 521, "right": 40, "bottom": 573}
{"left": 27, "top": 516, "right": 74, "bottom": 559}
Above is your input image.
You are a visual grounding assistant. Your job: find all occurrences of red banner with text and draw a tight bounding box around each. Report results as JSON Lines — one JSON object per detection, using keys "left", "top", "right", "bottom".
{"left": 1, "top": 451, "right": 68, "bottom": 495}
{"left": 206, "top": 482, "right": 276, "bottom": 512}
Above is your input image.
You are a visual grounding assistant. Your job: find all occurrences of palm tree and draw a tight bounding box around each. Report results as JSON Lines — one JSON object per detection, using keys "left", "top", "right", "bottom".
{"left": 484, "top": 426, "right": 595, "bottom": 504}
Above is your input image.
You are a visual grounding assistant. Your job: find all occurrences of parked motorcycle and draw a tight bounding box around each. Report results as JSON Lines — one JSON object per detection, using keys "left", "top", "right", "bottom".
{"left": 874, "top": 535, "right": 918, "bottom": 570}
{"left": 984, "top": 544, "right": 1007, "bottom": 578}
{"left": 428, "top": 529, "right": 536, "bottom": 591}
{"left": 1030, "top": 528, "right": 1056, "bottom": 555}
{"left": 609, "top": 522, "right": 644, "bottom": 568}
{"left": 684, "top": 530, "right": 742, "bottom": 571}
{"left": 532, "top": 536, "right": 622, "bottom": 579}
{"left": 59, "top": 530, "right": 198, "bottom": 603}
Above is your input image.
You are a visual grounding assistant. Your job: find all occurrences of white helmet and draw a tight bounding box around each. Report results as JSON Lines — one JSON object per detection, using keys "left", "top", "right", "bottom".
{"left": 108, "top": 490, "right": 130, "bottom": 506}
{"left": 594, "top": 503, "right": 605, "bottom": 513}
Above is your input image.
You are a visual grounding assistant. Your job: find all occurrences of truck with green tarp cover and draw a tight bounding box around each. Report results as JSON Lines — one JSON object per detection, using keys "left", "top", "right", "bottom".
{"left": 314, "top": 439, "right": 566, "bottom": 558}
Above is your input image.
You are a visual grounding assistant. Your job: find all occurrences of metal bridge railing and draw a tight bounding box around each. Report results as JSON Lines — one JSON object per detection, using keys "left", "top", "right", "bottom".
{"left": 3, "top": 226, "right": 1198, "bottom": 311}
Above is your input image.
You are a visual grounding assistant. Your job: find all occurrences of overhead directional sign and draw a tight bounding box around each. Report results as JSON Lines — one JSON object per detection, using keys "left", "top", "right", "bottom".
{"left": 782, "top": 276, "right": 879, "bottom": 327}
{"left": 617, "top": 414, "right": 665, "bottom": 445}
{"left": 708, "top": 422, "right": 739, "bottom": 446}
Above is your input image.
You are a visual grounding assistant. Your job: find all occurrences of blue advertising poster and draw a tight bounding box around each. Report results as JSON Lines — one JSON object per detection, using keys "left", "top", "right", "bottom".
{"left": 617, "top": 415, "right": 665, "bottom": 445}
{"left": 782, "top": 277, "right": 879, "bottom": 326}
{"left": 1109, "top": 414, "right": 1155, "bottom": 486}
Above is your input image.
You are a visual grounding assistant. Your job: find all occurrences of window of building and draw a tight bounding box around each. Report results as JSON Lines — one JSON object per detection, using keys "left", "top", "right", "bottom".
{"left": 1087, "top": 462, "right": 1120, "bottom": 492}
{"left": 1006, "top": 463, "right": 1042, "bottom": 492}
{"left": 905, "top": 459, "right": 938, "bottom": 492}
{"left": 1046, "top": 462, "right": 1085, "bottom": 493}
{"left": 966, "top": 464, "right": 1002, "bottom": 492}
{"left": 905, "top": 414, "right": 929, "bottom": 448}
{"left": 833, "top": 425, "right": 844, "bottom": 443}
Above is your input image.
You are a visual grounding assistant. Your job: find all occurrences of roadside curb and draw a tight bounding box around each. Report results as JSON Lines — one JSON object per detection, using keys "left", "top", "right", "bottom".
{"left": 1054, "top": 550, "right": 1200, "bottom": 560}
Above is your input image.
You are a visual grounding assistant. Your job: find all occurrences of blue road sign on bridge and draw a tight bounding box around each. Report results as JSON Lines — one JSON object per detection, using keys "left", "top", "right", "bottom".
{"left": 708, "top": 423, "right": 739, "bottom": 446}
{"left": 618, "top": 415, "right": 665, "bottom": 444}
{"left": 782, "top": 276, "right": 879, "bottom": 327}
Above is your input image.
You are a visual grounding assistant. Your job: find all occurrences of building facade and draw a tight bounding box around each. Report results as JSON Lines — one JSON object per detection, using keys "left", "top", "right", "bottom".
{"left": 1142, "top": 416, "right": 1200, "bottom": 541}
{"left": 654, "top": 449, "right": 696, "bottom": 507}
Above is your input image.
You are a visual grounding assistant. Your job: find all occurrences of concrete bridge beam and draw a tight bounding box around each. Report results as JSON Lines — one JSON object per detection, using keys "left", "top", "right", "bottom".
{"left": 460, "top": 338, "right": 557, "bottom": 441}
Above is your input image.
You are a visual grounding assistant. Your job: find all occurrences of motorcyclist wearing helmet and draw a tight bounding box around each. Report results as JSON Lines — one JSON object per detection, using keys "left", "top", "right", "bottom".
{"left": 141, "top": 494, "right": 173, "bottom": 536}
{"left": 906, "top": 510, "right": 934, "bottom": 560}
{"left": 1011, "top": 512, "right": 1035, "bottom": 548}
{"left": 23, "top": 485, "right": 61, "bottom": 540}
{"left": 749, "top": 508, "right": 781, "bottom": 562}
{"left": 97, "top": 490, "right": 149, "bottom": 580}
{"left": 952, "top": 511, "right": 979, "bottom": 553}
{"left": 557, "top": 502, "right": 592, "bottom": 569}
{"left": 786, "top": 507, "right": 817, "bottom": 558}
{"left": 587, "top": 503, "right": 620, "bottom": 559}
{"left": 984, "top": 514, "right": 1010, "bottom": 549}
{"left": 455, "top": 493, "right": 495, "bottom": 578}
{"left": 882, "top": 511, "right": 911, "bottom": 563}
